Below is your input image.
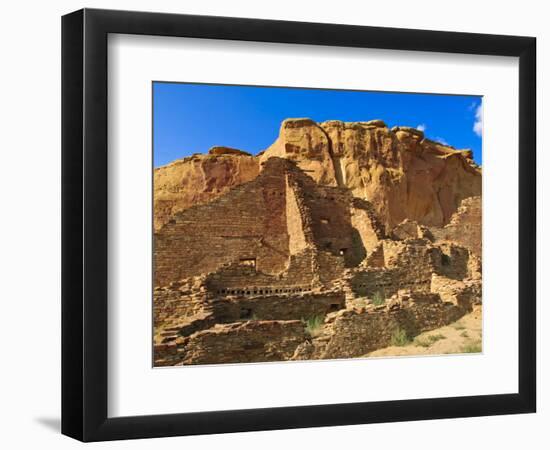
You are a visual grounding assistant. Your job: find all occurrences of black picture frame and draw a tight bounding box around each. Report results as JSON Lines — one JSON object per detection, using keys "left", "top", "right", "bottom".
{"left": 62, "top": 8, "right": 536, "bottom": 442}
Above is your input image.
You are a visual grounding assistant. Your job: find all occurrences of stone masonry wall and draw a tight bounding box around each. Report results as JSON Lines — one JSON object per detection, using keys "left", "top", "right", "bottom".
{"left": 289, "top": 166, "right": 368, "bottom": 268}
{"left": 154, "top": 158, "right": 291, "bottom": 286}
{"left": 157, "top": 320, "right": 307, "bottom": 366}
{"left": 155, "top": 157, "right": 386, "bottom": 288}
{"left": 436, "top": 242, "right": 470, "bottom": 280}
{"left": 350, "top": 239, "right": 473, "bottom": 298}
{"left": 432, "top": 196, "right": 482, "bottom": 257}
{"left": 153, "top": 279, "right": 206, "bottom": 327}
{"left": 154, "top": 281, "right": 479, "bottom": 366}
{"left": 208, "top": 291, "right": 345, "bottom": 322}
{"left": 314, "top": 292, "right": 468, "bottom": 360}
{"left": 351, "top": 267, "right": 432, "bottom": 298}
{"left": 204, "top": 249, "right": 318, "bottom": 292}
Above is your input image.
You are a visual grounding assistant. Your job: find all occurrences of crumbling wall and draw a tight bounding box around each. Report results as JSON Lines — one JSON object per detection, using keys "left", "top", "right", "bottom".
{"left": 391, "top": 219, "right": 434, "bottom": 241}
{"left": 155, "top": 156, "right": 386, "bottom": 287}
{"left": 153, "top": 279, "right": 206, "bottom": 327}
{"left": 160, "top": 320, "right": 307, "bottom": 366}
{"left": 350, "top": 239, "right": 473, "bottom": 297}
{"left": 154, "top": 282, "right": 479, "bottom": 366}
{"left": 289, "top": 167, "right": 366, "bottom": 267}
{"left": 350, "top": 239, "right": 439, "bottom": 297}
{"left": 351, "top": 268, "right": 431, "bottom": 298}
{"left": 314, "top": 251, "right": 346, "bottom": 287}
{"left": 432, "top": 196, "right": 482, "bottom": 257}
{"left": 204, "top": 249, "right": 318, "bottom": 292}
{"left": 435, "top": 242, "right": 470, "bottom": 280}
{"left": 431, "top": 274, "right": 482, "bottom": 308}
{"left": 208, "top": 291, "right": 345, "bottom": 322}
{"left": 154, "top": 158, "right": 291, "bottom": 286}
{"left": 311, "top": 292, "right": 468, "bottom": 360}
{"left": 381, "top": 239, "right": 440, "bottom": 272}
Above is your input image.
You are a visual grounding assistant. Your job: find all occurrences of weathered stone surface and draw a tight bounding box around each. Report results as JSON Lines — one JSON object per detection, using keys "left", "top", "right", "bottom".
{"left": 154, "top": 119, "right": 480, "bottom": 231}
{"left": 260, "top": 118, "right": 338, "bottom": 187}
{"left": 430, "top": 274, "right": 482, "bottom": 308}
{"left": 262, "top": 119, "right": 481, "bottom": 229}
{"left": 154, "top": 158, "right": 384, "bottom": 287}
{"left": 208, "top": 291, "right": 345, "bottom": 322}
{"left": 432, "top": 196, "right": 482, "bottom": 257}
{"left": 208, "top": 146, "right": 252, "bottom": 156}
{"left": 391, "top": 219, "right": 434, "bottom": 241}
{"left": 154, "top": 152, "right": 259, "bottom": 230}
{"left": 310, "top": 291, "right": 470, "bottom": 360}
{"left": 154, "top": 158, "right": 291, "bottom": 286}
{"left": 152, "top": 117, "right": 482, "bottom": 366}
{"left": 167, "top": 320, "right": 307, "bottom": 366}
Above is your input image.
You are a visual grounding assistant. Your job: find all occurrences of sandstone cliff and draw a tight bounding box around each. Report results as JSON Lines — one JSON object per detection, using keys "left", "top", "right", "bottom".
{"left": 261, "top": 119, "right": 481, "bottom": 229}
{"left": 154, "top": 118, "right": 481, "bottom": 230}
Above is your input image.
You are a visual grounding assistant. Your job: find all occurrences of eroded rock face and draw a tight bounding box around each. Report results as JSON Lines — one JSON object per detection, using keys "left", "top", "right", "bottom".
{"left": 259, "top": 118, "right": 337, "bottom": 186}
{"left": 154, "top": 152, "right": 260, "bottom": 230}
{"left": 154, "top": 119, "right": 481, "bottom": 232}
{"left": 279, "top": 119, "right": 481, "bottom": 229}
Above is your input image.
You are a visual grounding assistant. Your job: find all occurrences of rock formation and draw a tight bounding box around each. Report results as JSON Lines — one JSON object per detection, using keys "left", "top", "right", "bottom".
{"left": 153, "top": 118, "right": 482, "bottom": 366}
{"left": 263, "top": 119, "right": 481, "bottom": 229}
{"left": 154, "top": 118, "right": 481, "bottom": 231}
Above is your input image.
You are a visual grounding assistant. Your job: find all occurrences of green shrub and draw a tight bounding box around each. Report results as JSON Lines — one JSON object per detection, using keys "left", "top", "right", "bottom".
{"left": 390, "top": 327, "right": 411, "bottom": 347}
{"left": 372, "top": 290, "right": 386, "bottom": 306}
{"left": 303, "top": 315, "right": 324, "bottom": 337}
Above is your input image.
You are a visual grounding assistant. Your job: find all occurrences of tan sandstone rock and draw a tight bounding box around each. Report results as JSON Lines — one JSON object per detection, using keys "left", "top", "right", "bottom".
{"left": 154, "top": 119, "right": 481, "bottom": 231}
{"left": 260, "top": 119, "right": 481, "bottom": 229}
{"left": 154, "top": 151, "right": 260, "bottom": 230}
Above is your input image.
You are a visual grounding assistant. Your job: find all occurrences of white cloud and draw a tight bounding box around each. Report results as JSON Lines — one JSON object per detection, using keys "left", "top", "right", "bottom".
{"left": 473, "top": 104, "right": 483, "bottom": 137}
{"left": 416, "top": 124, "right": 426, "bottom": 132}
{"left": 434, "top": 137, "right": 449, "bottom": 146}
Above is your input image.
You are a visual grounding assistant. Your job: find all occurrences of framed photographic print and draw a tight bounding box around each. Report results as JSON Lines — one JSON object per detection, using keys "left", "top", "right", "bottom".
{"left": 62, "top": 8, "right": 536, "bottom": 441}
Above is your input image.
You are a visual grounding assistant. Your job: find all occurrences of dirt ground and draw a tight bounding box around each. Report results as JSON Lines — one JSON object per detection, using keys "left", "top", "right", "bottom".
{"left": 366, "top": 305, "right": 482, "bottom": 358}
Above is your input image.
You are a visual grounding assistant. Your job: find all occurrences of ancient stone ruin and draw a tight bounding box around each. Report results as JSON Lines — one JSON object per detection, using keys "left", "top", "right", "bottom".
{"left": 153, "top": 118, "right": 482, "bottom": 366}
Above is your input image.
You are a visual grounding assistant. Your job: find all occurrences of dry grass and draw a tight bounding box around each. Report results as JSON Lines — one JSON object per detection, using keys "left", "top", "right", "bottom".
{"left": 414, "top": 333, "right": 446, "bottom": 348}
{"left": 365, "top": 305, "right": 482, "bottom": 358}
{"left": 390, "top": 327, "right": 411, "bottom": 346}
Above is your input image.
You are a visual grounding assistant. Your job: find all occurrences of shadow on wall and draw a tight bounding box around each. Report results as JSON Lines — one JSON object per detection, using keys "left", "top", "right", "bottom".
{"left": 347, "top": 228, "right": 367, "bottom": 267}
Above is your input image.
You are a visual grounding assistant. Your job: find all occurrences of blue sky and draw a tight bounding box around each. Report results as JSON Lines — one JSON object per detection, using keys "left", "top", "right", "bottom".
{"left": 153, "top": 82, "right": 482, "bottom": 167}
